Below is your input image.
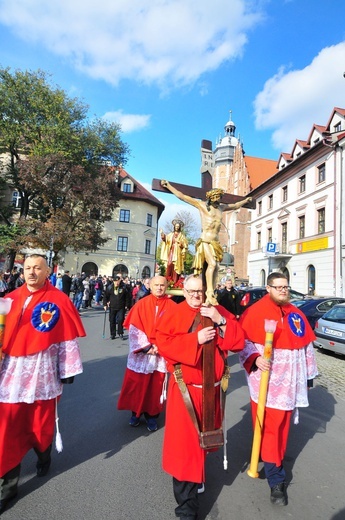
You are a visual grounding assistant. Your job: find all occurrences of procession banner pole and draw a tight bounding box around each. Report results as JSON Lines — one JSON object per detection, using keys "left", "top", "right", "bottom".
{"left": 247, "top": 319, "right": 277, "bottom": 478}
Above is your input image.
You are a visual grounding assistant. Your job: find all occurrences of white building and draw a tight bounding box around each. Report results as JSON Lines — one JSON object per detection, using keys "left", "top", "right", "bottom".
{"left": 60, "top": 168, "right": 164, "bottom": 278}
{"left": 247, "top": 107, "right": 345, "bottom": 296}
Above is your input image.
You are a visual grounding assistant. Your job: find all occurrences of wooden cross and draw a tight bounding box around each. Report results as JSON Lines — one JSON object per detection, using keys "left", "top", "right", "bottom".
{"left": 152, "top": 171, "right": 255, "bottom": 209}
{"left": 152, "top": 171, "right": 254, "bottom": 433}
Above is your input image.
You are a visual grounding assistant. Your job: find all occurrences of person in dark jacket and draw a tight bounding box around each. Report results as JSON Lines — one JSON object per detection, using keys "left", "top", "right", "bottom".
{"left": 103, "top": 276, "right": 131, "bottom": 339}
{"left": 135, "top": 278, "right": 151, "bottom": 302}
{"left": 61, "top": 271, "right": 72, "bottom": 296}
{"left": 217, "top": 278, "right": 241, "bottom": 318}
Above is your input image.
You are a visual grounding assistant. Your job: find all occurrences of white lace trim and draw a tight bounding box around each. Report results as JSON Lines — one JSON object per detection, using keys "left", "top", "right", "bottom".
{"left": 239, "top": 340, "right": 318, "bottom": 410}
{"left": 0, "top": 339, "right": 83, "bottom": 403}
{"left": 127, "top": 324, "right": 167, "bottom": 374}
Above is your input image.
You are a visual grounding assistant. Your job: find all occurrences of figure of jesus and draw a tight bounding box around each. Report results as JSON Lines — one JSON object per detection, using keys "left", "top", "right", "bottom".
{"left": 160, "top": 219, "right": 188, "bottom": 285}
{"left": 161, "top": 179, "right": 252, "bottom": 305}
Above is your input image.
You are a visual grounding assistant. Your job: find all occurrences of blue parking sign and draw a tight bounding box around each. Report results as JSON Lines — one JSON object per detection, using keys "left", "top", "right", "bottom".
{"left": 267, "top": 242, "right": 276, "bottom": 254}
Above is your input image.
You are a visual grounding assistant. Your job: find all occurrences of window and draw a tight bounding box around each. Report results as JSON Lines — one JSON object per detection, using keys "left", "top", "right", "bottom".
{"left": 117, "top": 236, "right": 128, "bottom": 252}
{"left": 257, "top": 232, "right": 261, "bottom": 249}
{"left": 282, "top": 186, "right": 288, "bottom": 202}
{"left": 334, "top": 122, "right": 341, "bottom": 132}
{"left": 299, "top": 215, "right": 305, "bottom": 239}
{"left": 318, "top": 208, "right": 325, "bottom": 234}
{"left": 145, "top": 240, "right": 151, "bottom": 254}
{"left": 268, "top": 195, "right": 273, "bottom": 210}
{"left": 119, "top": 209, "right": 130, "bottom": 222}
{"left": 258, "top": 201, "right": 262, "bottom": 216}
{"left": 299, "top": 175, "right": 306, "bottom": 194}
{"left": 142, "top": 266, "right": 151, "bottom": 278}
{"left": 317, "top": 163, "right": 325, "bottom": 184}
{"left": 122, "top": 183, "right": 131, "bottom": 193}
{"left": 146, "top": 213, "right": 153, "bottom": 227}
{"left": 281, "top": 222, "right": 288, "bottom": 253}
{"left": 12, "top": 191, "right": 22, "bottom": 208}
{"left": 267, "top": 228, "right": 272, "bottom": 243}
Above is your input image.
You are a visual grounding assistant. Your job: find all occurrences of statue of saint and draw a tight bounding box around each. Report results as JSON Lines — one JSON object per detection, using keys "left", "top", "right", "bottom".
{"left": 161, "top": 179, "right": 252, "bottom": 305}
{"left": 160, "top": 219, "right": 188, "bottom": 285}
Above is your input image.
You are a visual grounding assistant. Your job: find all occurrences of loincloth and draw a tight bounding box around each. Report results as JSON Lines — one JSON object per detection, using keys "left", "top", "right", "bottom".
{"left": 193, "top": 239, "right": 223, "bottom": 272}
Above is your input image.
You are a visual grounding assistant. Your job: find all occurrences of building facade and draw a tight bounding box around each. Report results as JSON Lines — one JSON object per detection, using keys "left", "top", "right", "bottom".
{"left": 247, "top": 107, "right": 345, "bottom": 296}
{"left": 60, "top": 168, "right": 164, "bottom": 278}
{"left": 201, "top": 112, "right": 276, "bottom": 282}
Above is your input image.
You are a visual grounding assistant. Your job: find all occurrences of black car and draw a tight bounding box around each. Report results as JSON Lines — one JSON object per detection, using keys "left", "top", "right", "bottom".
{"left": 291, "top": 297, "right": 345, "bottom": 329}
{"left": 238, "top": 286, "right": 305, "bottom": 314}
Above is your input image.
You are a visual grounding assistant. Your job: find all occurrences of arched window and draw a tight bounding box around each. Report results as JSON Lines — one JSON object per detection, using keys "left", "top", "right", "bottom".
{"left": 260, "top": 269, "right": 266, "bottom": 286}
{"left": 141, "top": 266, "right": 151, "bottom": 278}
{"left": 82, "top": 262, "right": 98, "bottom": 277}
{"left": 281, "top": 267, "right": 290, "bottom": 283}
{"left": 113, "top": 264, "right": 128, "bottom": 278}
{"left": 307, "top": 265, "right": 315, "bottom": 295}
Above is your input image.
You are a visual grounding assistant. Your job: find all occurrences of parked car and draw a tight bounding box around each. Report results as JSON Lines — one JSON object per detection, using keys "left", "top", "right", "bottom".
{"left": 238, "top": 286, "right": 305, "bottom": 314}
{"left": 314, "top": 303, "right": 345, "bottom": 356}
{"left": 291, "top": 297, "right": 345, "bottom": 329}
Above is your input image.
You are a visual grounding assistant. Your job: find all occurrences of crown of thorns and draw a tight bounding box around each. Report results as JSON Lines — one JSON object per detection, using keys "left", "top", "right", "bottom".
{"left": 206, "top": 188, "right": 224, "bottom": 201}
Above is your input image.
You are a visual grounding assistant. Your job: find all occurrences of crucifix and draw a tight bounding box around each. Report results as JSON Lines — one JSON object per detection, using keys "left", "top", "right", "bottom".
{"left": 152, "top": 171, "right": 254, "bottom": 305}
{"left": 153, "top": 171, "right": 254, "bottom": 434}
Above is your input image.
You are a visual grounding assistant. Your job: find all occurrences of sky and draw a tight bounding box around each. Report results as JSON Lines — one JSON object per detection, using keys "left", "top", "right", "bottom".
{"left": 0, "top": 0, "right": 344, "bottom": 228}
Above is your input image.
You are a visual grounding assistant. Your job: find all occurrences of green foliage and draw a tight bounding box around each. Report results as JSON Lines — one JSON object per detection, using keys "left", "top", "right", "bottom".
{"left": 0, "top": 67, "right": 130, "bottom": 262}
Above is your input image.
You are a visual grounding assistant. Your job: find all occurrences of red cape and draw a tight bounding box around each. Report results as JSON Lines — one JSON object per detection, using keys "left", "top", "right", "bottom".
{"left": 3, "top": 280, "right": 86, "bottom": 356}
{"left": 240, "top": 294, "right": 315, "bottom": 350}
{"left": 123, "top": 293, "right": 176, "bottom": 343}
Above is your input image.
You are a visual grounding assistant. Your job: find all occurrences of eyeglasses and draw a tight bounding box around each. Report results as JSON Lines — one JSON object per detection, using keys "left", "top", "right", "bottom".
{"left": 185, "top": 289, "right": 203, "bottom": 296}
{"left": 267, "top": 285, "right": 291, "bottom": 292}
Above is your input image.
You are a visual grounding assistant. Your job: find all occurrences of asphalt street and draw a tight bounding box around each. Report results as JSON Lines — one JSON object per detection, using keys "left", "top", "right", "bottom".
{"left": 3, "top": 306, "right": 345, "bottom": 520}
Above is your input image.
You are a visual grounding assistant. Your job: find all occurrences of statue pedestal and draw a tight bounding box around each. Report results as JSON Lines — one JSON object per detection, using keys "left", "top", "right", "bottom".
{"left": 166, "top": 288, "right": 184, "bottom": 303}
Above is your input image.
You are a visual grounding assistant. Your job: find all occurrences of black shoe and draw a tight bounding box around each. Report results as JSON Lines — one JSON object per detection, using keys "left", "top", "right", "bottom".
{"left": 111, "top": 335, "right": 116, "bottom": 340}
{"left": 0, "top": 493, "right": 17, "bottom": 514}
{"left": 36, "top": 457, "right": 51, "bottom": 477}
{"left": 270, "top": 482, "right": 287, "bottom": 506}
{"left": 119, "top": 334, "right": 124, "bottom": 339}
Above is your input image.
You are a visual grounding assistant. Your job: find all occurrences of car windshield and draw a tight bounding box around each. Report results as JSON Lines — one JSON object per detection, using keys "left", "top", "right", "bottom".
{"left": 291, "top": 300, "right": 307, "bottom": 308}
{"left": 323, "top": 306, "right": 345, "bottom": 323}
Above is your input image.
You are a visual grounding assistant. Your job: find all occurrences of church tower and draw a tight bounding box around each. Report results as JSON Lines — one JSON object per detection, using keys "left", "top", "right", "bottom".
{"left": 201, "top": 111, "right": 252, "bottom": 284}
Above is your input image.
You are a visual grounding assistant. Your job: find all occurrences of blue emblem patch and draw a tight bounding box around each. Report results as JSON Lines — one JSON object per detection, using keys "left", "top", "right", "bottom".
{"left": 287, "top": 312, "right": 305, "bottom": 337}
{"left": 31, "top": 302, "right": 60, "bottom": 332}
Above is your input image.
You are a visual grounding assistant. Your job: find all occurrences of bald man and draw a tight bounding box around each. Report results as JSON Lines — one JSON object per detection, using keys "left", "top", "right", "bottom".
{"left": 117, "top": 276, "right": 176, "bottom": 432}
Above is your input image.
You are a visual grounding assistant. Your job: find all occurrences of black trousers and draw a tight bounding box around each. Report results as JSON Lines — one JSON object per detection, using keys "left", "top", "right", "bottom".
{"left": 173, "top": 478, "right": 198, "bottom": 519}
{"left": 0, "top": 444, "right": 51, "bottom": 500}
{"left": 109, "top": 308, "right": 125, "bottom": 336}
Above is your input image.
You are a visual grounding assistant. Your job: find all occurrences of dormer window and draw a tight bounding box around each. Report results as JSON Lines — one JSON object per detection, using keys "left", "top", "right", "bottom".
{"left": 122, "top": 183, "right": 132, "bottom": 193}
{"left": 334, "top": 122, "right": 341, "bottom": 132}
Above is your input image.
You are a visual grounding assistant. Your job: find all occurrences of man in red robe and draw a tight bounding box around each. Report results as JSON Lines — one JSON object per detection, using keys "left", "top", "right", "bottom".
{"left": 156, "top": 275, "right": 244, "bottom": 520}
{"left": 117, "top": 275, "right": 176, "bottom": 432}
{"left": 239, "top": 272, "right": 317, "bottom": 506}
{"left": 0, "top": 255, "right": 85, "bottom": 515}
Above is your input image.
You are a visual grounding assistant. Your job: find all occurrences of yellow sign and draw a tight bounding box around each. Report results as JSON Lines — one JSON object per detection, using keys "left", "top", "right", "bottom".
{"left": 297, "top": 237, "right": 328, "bottom": 253}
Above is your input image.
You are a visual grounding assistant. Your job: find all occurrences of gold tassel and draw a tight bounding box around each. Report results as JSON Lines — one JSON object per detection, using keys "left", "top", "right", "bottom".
{"left": 221, "top": 365, "right": 231, "bottom": 392}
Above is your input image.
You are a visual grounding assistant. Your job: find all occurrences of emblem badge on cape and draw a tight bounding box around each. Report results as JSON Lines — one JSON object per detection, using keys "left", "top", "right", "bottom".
{"left": 31, "top": 302, "right": 60, "bottom": 332}
{"left": 287, "top": 312, "right": 305, "bottom": 337}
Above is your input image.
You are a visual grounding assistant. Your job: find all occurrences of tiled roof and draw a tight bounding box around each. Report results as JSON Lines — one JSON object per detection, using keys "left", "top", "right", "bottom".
{"left": 244, "top": 156, "right": 278, "bottom": 190}
{"left": 325, "top": 107, "right": 345, "bottom": 130}
{"left": 118, "top": 168, "right": 165, "bottom": 218}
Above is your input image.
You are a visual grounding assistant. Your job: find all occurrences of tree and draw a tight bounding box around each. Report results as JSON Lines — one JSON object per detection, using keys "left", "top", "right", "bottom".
{"left": 0, "top": 67, "right": 130, "bottom": 268}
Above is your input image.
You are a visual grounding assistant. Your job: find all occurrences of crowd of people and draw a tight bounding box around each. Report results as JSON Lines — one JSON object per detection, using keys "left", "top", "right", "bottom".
{"left": 0, "top": 263, "right": 318, "bottom": 519}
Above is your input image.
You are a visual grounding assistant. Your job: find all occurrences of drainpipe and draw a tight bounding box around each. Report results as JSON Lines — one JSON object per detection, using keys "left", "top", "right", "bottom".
{"left": 324, "top": 139, "right": 337, "bottom": 295}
